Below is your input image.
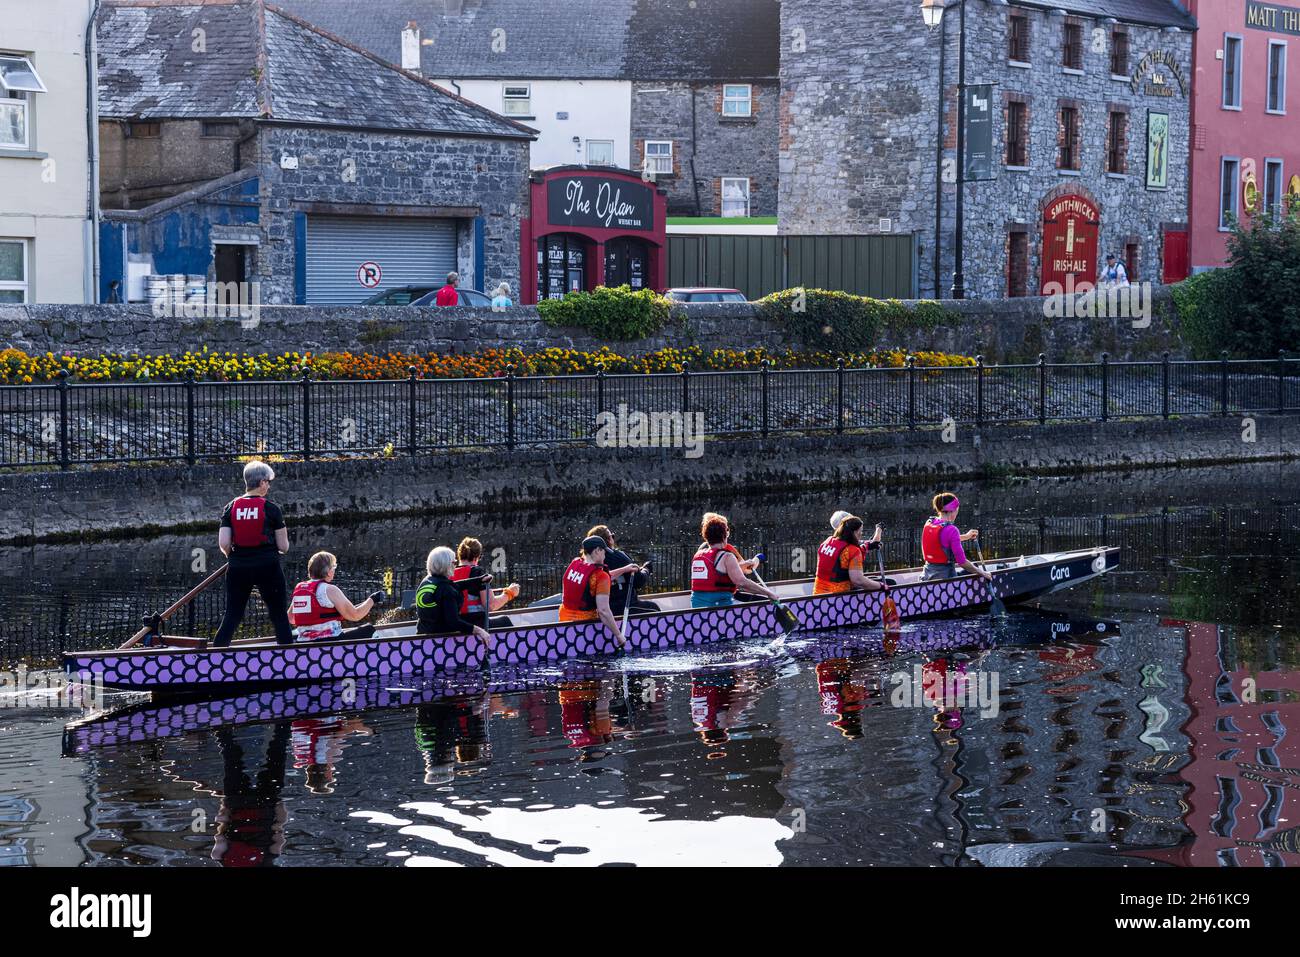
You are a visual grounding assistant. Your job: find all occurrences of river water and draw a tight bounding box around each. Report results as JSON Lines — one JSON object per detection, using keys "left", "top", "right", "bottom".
{"left": 1, "top": 464, "right": 1297, "bottom": 867}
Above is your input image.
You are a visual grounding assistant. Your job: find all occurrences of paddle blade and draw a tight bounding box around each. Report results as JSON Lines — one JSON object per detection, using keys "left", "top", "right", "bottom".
{"left": 773, "top": 601, "right": 799, "bottom": 633}
{"left": 987, "top": 582, "right": 1008, "bottom": 617}
{"left": 881, "top": 594, "right": 901, "bottom": 632}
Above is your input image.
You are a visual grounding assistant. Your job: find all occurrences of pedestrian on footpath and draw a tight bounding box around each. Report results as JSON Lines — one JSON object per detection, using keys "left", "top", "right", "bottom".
{"left": 491, "top": 282, "right": 513, "bottom": 310}
{"left": 1100, "top": 253, "right": 1129, "bottom": 288}
{"left": 213, "top": 460, "right": 293, "bottom": 646}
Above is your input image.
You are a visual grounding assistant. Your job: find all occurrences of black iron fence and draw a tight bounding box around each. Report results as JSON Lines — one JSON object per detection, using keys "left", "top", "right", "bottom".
{"left": 2, "top": 352, "right": 1297, "bottom": 470}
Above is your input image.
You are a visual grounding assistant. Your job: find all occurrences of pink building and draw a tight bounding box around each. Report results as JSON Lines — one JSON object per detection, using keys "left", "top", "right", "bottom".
{"left": 1187, "top": 0, "right": 1300, "bottom": 274}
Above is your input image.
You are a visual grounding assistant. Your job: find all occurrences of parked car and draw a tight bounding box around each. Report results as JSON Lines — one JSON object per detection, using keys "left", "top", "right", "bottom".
{"left": 360, "top": 285, "right": 441, "bottom": 305}
{"left": 665, "top": 287, "right": 748, "bottom": 303}
{"left": 410, "top": 287, "right": 493, "bottom": 307}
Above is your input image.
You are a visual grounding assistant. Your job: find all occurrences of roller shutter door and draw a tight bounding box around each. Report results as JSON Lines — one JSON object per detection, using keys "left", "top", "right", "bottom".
{"left": 305, "top": 216, "right": 458, "bottom": 304}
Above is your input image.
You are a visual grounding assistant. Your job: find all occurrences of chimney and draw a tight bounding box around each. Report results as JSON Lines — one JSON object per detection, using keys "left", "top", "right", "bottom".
{"left": 401, "top": 21, "right": 421, "bottom": 73}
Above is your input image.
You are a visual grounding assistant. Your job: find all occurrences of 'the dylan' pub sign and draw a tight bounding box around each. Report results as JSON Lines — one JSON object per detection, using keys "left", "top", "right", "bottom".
{"left": 1247, "top": 2, "right": 1300, "bottom": 35}
{"left": 547, "top": 175, "right": 655, "bottom": 232}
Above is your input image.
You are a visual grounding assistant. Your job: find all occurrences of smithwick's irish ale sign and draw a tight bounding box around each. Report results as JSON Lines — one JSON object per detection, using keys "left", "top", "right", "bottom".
{"left": 1040, "top": 193, "right": 1100, "bottom": 295}
{"left": 1247, "top": 2, "right": 1300, "bottom": 35}
{"left": 546, "top": 174, "right": 655, "bottom": 231}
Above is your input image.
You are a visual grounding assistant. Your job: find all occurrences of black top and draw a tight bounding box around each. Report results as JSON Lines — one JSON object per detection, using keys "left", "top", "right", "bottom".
{"left": 605, "top": 546, "right": 648, "bottom": 615}
{"left": 415, "top": 575, "right": 478, "bottom": 636}
{"left": 220, "top": 497, "right": 286, "bottom": 565}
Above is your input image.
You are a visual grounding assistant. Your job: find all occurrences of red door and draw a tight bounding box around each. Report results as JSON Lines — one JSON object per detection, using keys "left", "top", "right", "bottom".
{"left": 1162, "top": 230, "right": 1189, "bottom": 284}
{"left": 1040, "top": 194, "right": 1100, "bottom": 294}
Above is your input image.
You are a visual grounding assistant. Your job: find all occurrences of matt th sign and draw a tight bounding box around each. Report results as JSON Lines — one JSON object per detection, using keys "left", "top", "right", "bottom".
{"left": 547, "top": 175, "right": 655, "bottom": 232}
{"left": 1247, "top": 2, "right": 1300, "bottom": 36}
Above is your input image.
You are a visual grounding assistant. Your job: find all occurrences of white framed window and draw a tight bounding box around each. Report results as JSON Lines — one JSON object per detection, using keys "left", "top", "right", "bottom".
{"left": 0, "top": 54, "right": 46, "bottom": 151}
{"left": 1265, "top": 158, "right": 1285, "bottom": 221}
{"left": 721, "top": 177, "right": 750, "bottom": 217}
{"left": 1223, "top": 34, "right": 1243, "bottom": 110}
{"left": 722, "top": 84, "right": 752, "bottom": 117}
{"left": 585, "top": 139, "right": 614, "bottom": 166}
{"left": 0, "top": 239, "right": 29, "bottom": 303}
{"left": 502, "top": 84, "right": 531, "bottom": 116}
{"left": 1220, "top": 157, "right": 1240, "bottom": 230}
{"left": 1268, "top": 40, "right": 1287, "bottom": 114}
{"left": 644, "top": 140, "right": 673, "bottom": 175}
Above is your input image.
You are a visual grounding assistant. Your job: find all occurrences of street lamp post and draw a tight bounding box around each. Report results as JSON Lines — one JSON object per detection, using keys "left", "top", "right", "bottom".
{"left": 922, "top": 0, "right": 966, "bottom": 300}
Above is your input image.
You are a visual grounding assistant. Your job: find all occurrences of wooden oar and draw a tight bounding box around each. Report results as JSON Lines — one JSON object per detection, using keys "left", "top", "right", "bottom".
{"left": 120, "top": 564, "right": 229, "bottom": 649}
{"left": 753, "top": 553, "right": 799, "bottom": 633}
{"left": 975, "top": 538, "right": 1008, "bottom": 617}
{"left": 875, "top": 543, "right": 901, "bottom": 632}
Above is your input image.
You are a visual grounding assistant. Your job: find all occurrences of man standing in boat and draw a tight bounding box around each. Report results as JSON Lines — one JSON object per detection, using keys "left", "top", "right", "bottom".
{"left": 921, "top": 493, "right": 993, "bottom": 583}
{"left": 559, "top": 536, "right": 626, "bottom": 644}
{"left": 213, "top": 460, "right": 293, "bottom": 646}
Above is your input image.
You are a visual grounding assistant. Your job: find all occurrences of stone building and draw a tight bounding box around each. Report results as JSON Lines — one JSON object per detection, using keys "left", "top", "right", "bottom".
{"left": 780, "top": 0, "right": 1196, "bottom": 299}
{"left": 96, "top": 0, "right": 534, "bottom": 305}
{"left": 279, "top": 0, "right": 779, "bottom": 218}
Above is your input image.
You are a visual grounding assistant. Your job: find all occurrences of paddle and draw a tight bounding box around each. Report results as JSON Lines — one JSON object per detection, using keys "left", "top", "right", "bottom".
{"left": 753, "top": 553, "right": 799, "bottom": 634}
{"left": 120, "top": 563, "right": 229, "bottom": 649}
{"left": 874, "top": 541, "right": 901, "bottom": 632}
{"left": 975, "top": 537, "right": 1008, "bottom": 617}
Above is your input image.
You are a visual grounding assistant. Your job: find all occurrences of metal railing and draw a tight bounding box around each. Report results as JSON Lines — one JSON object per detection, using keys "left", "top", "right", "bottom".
{"left": 1, "top": 351, "right": 1296, "bottom": 470}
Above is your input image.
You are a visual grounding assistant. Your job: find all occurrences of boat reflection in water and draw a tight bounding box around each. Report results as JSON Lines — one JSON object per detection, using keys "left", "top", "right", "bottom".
{"left": 73, "top": 610, "right": 1291, "bottom": 868}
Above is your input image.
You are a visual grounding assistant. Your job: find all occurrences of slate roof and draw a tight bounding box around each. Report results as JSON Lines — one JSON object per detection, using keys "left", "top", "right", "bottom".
{"left": 1011, "top": 1, "right": 1196, "bottom": 30}
{"left": 97, "top": 1, "right": 535, "bottom": 138}
{"left": 274, "top": 0, "right": 781, "bottom": 80}
{"left": 623, "top": 0, "right": 781, "bottom": 81}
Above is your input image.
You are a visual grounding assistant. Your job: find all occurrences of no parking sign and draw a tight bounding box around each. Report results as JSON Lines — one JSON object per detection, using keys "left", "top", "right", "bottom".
{"left": 357, "top": 262, "right": 382, "bottom": 288}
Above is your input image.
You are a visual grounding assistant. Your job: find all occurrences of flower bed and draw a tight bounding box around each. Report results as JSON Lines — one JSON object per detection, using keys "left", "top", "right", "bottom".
{"left": 0, "top": 346, "right": 974, "bottom": 385}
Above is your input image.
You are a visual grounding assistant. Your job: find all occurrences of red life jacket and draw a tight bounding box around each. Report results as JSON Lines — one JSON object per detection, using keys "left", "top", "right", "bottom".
{"left": 561, "top": 558, "right": 602, "bottom": 614}
{"left": 451, "top": 564, "right": 484, "bottom": 616}
{"left": 922, "top": 519, "right": 956, "bottom": 566}
{"left": 228, "top": 495, "right": 270, "bottom": 550}
{"left": 289, "top": 580, "right": 341, "bottom": 627}
{"left": 690, "top": 543, "right": 736, "bottom": 593}
{"left": 815, "top": 536, "right": 862, "bottom": 587}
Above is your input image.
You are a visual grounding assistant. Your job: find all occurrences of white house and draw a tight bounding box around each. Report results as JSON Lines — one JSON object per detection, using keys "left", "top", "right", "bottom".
{"left": 0, "top": 0, "right": 99, "bottom": 303}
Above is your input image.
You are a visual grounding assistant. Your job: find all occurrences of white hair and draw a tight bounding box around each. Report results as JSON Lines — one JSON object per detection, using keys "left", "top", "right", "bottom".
{"left": 495, "top": 282, "right": 511, "bottom": 297}
{"left": 243, "top": 460, "right": 275, "bottom": 489}
{"left": 426, "top": 546, "right": 455, "bottom": 578}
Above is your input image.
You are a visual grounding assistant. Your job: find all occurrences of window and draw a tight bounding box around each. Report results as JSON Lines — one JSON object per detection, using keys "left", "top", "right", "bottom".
{"left": 0, "top": 54, "right": 45, "bottom": 151}
{"left": 1006, "top": 100, "right": 1028, "bottom": 166}
{"left": 1265, "top": 159, "right": 1284, "bottom": 221}
{"left": 1268, "top": 41, "right": 1287, "bottom": 113}
{"left": 1224, "top": 35, "right": 1243, "bottom": 109}
{"left": 1220, "top": 157, "right": 1240, "bottom": 229}
{"left": 502, "top": 84, "right": 531, "bottom": 116}
{"left": 1058, "top": 106, "right": 1080, "bottom": 170}
{"left": 723, "top": 84, "right": 752, "bottom": 117}
{"left": 1107, "top": 110, "right": 1127, "bottom": 174}
{"left": 127, "top": 121, "right": 161, "bottom": 138}
{"left": 1063, "top": 21, "right": 1083, "bottom": 70}
{"left": 0, "top": 239, "right": 28, "bottom": 303}
{"left": 1007, "top": 231, "right": 1029, "bottom": 297}
{"left": 1110, "top": 29, "right": 1130, "bottom": 76}
{"left": 643, "top": 140, "right": 673, "bottom": 175}
{"left": 1009, "top": 13, "right": 1030, "bottom": 63}
{"left": 721, "top": 177, "right": 750, "bottom": 217}
{"left": 585, "top": 139, "right": 614, "bottom": 166}
{"left": 202, "top": 121, "right": 239, "bottom": 137}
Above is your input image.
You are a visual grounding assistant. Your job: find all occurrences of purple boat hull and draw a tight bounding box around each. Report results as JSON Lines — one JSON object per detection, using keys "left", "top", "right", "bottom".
{"left": 62, "top": 547, "right": 1117, "bottom": 694}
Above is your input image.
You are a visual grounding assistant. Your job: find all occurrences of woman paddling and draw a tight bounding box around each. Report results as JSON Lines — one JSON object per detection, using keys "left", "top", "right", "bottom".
{"left": 921, "top": 493, "right": 993, "bottom": 583}
{"left": 288, "top": 551, "right": 385, "bottom": 642}
{"left": 559, "top": 536, "right": 626, "bottom": 644}
{"left": 415, "top": 546, "right": 492, "bottom": 644}
{"left": 690, "top": 513, "right": 779, "bottom": 608}
{"left": 814, "top": 514, "right": 888, "bottom": 595}
{"left": 451, "top": 537, "right": 520, "bottom": 628}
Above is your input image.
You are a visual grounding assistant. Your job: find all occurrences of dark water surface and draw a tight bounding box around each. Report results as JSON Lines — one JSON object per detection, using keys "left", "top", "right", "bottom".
{"left": 1, "top": 464, "right": 1298, "bottom": 867}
